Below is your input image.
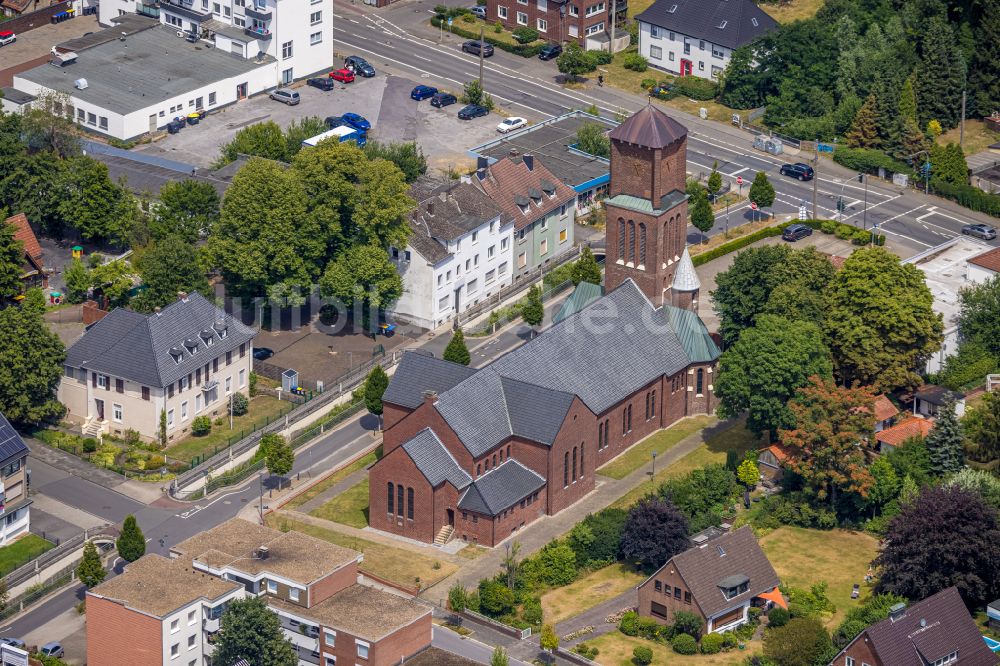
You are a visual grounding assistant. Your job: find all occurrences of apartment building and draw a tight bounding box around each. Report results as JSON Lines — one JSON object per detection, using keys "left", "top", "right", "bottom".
{"left": 86, "top": 554, "right": 246, "bottom": 666}
{"left": 58, "top": 291, "right": 256, "bottom": 442}
{"left": 169, "top": 519, "right": 432, "bottom": 666}
{"left": 486, "top": 0, "right": 628, "bottom": 49}
{"left": 390, "top": 181, "right": 514, "bottom": 330}
{"left": 0, "top": 413, "right": 31, "bottom": 546}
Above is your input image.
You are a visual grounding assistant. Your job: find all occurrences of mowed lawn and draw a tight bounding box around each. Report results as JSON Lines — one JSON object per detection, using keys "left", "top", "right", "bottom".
{"left": 310, "top": 478, "right": 370, "bottom": 528}
{"left": 267, "top": 516, "right": 456, "bottom": 590}
{"left": 585, "top": 632, "right": 763, "bottom": 666}
{"left": 599, "top": 416, "right": 713, "bottom": 480}
{"left": 611, "top": 421, "right": 761, "bottom": 510}
{"left": 164, "top": 396, "right": 289, "bottom": 464}
{"left": 760, "top": 526, "right": 879, "bottom": 627}
{"left": 284, "top": 450, "right": 377, "bottom": 511}
{"left": 758, "top": 0, "right": 824, "bottom": 23}
{"left": 541, "top": 564, "right": 645, "bottom": 625}
{"left": 0, "top": 534, "right": 55, "bottom": 577}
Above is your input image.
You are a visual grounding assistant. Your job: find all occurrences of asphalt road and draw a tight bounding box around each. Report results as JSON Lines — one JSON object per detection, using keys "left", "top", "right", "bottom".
{"left": 333, "top": 2, "right": 998, "bottom": 257}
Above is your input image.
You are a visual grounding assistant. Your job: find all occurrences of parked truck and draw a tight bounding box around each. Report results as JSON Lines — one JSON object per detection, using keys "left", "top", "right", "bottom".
{"left": 301, "top": 125, "right": 366, "bottom": 148}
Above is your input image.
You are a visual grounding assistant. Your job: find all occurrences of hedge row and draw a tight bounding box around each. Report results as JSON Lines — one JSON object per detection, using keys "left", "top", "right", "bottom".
{"left": 691, "top": 219, "right": 885, "bottom": 266}
{"left": 691, "top": 225, "right": 785, "bottom": 266}
{"left": 931, "top": 178, "right": 1000, "bottom": 217}
{"left": 429, "top": 17, "right": 544, "bottom": 57}
{"left": 832, "top": 147, "right": 914, "bottom": 177}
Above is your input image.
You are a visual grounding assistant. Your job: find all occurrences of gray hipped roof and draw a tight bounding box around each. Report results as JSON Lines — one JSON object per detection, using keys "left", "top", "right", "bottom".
{"left": 382, "top": 352, "right": 477, "bottom": 410}
{"left": 402, "top": 429, "right": 472, "bottom": 490}
{"left": 635, "top": 0, "right": 778, "bottom": 50}
{"left": 65, "top": 292, "right": 256, "bottom": 389}
{"left": 0, "top": 412, "right": 29, "bottom": 467}
{"left": 458, "top": 459, "right": 546, "bottom": 516}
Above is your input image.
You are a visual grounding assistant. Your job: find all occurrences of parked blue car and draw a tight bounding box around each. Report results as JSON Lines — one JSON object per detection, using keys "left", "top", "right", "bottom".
{"left": 341, "top": 112, "right": 371, "bottom": 132}
{"left": 411, "top": 85, "right": 438, "bottom": 101}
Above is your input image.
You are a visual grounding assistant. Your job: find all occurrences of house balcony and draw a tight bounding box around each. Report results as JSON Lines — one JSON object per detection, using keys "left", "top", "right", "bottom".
{"left": 244, "top": 25, "right": 271, "bottom": 39}
{"left": 285, "top": 630, "right": 318, "bottom": 653}
{"left": 136, "top": 1, "right": 160, "bottom": 18}
{"left": 203, "top": 617, "right": 220, "bottom": 633}
{"left": 160, "top": 0, "right": 210, "bottom": 20}
{"left": 244, "top": 5, "right": 271, "bottom": 20}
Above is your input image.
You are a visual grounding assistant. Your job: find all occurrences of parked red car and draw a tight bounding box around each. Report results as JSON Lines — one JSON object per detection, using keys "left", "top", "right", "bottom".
{"left": 329, "top": 68, "right": 355, "bottom": 83}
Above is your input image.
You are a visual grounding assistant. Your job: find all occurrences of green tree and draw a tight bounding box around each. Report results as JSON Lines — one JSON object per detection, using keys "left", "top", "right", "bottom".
{"left": 556, "top": 42, "right": 596, "bottom": 82}
{"left": 0, "top": 304, "right": 65, "bottom": 425}
{"left": 747, "top": 171, "right": 775, "bottom": 216}
{"left": 133, "top": 236, "right": 209, "bottom": 312}
{"left": 320, "top": 244, "right": 403, "bottom": 326}
{"left": 443, "top": 329, "right": 471, "bottom": 366}
{"left": 361, "top": 140, "right": 427, "bottom": 183}
{"left": 969, "top": 0, "right": 1000, "bottom": 117}
{"left": 715, "top": 315, "right": 833, "bottom": 438}
{"left": 958, "top": 275, "right": 1000, "bottom": 357}
{"left": 220, "top": 121, "right": 288, "bottom": 164}
{"left": 948, "top": 468, "right": 1000, "bottom": 511}
{"left": 63, "top": 259, "right": 91, "bottom": 303}
{"left": 707, "top": 161, "right": 722, "bottom": 200}
{"left": 363, "top": 366, "right": 389, "bottom": 425}
{"left": 478, "top": 579, "right": 516, "bottom": 616}
{"left": 19, "top": 91, "right": 80, "bottom": 158}
{"left": 206, "top": 158, "right": 323, "bottom": 298}
{"left": 930, "top": 142, "right": 969, "bottom": 186}
{"left": 780, "top": 377, "right": 876, "bottom": 506}
{"left": 214, "top": 597, "right": 296, "bottom": 666}
{"left": 867, "top": 455, "right": 901, "bottom": 517}
{"left": 898, "top": 76, "right": 918, "bottom": 123}
{"left": 712, "top": 244, "right": 792, "bottom": 346}
{"left": 737, "top": 457, "right": 759, "bottom": 488}
{"left": 571, "top": 245, "right": 602, "bottom": 286}
{"left": 89, "top": 260, "right": 134, "bottom": 307}
{"left": 764, "top": 617, "right": 833, "bottom": 666}
{"left": 521, "top": 284, "right": 544, "bottom": 331}
{"left": 915, "top": 16, "right": 967, "bottom": 128}
{"left": 152, "top": 180, "right": 221, "bottom": 243}
{"left": 825, "top": 246, "right": 943, "bottom": 392}
{"left": 116, "top": 514, "right": 146, "bottom": 562}
{"left": 845, "top": 94, "right": 881, "bottom": 148}
{"left": 491, "top": 645, "right": 509, "bottom": 666}
{"left": 718, "top": 46, "right": 765, "bottom": 109}
{"left": 575, "top": 122, "right": 610, "bottom": 158}
{"left": 261, "top": 433, "right": 293, "bottom": 478}
{"left": 282, "top": 116, "right": 328, "bottom": 159}
{"left": 77, "top": 540, "right": 106, "bottom": 588}
{"left": 632, "top": 646, "right": 653, "bottom": 665}
{"left": 0, "top": 216, "right": 24, "bottom": 299}
{"left": 159, "top": 409, "right": 167, "bottom": 448}
{"left": 924, "top": 400, "right": 965, "bottom": 475}
{"left": 57, "top": 158, "right": 136, "bottom": 245}
{"left": 833, "top": 593, "right": 907, "bottom": 649}
{"left": 540, "top": 624, "right": 559, "bottom": 660}
{"left": 689, "top": 188, "right": 714, "bottom": 243}
{"left": 461, "top": 80, "right": 493, "bottom": 109}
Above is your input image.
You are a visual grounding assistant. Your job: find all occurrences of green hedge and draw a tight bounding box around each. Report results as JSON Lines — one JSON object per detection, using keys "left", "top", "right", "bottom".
{"left": 430, "top": 17, "right": 544, "bottom": 57}
{"left": 832, "top": 147, "right": 914, "bottom": 177}
{"left": 931, "top": 178, "right": 1000, "bottom": 217}
{"left": 673, "top": 76, "right": 718, "bottom": 101}
{"left": 691, "top": 225, "right": 785, "bottom": 266}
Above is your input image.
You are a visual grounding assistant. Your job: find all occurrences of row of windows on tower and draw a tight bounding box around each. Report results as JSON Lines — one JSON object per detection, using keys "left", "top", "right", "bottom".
{"left": 617, "top": 219, "right": 647, "bottom": 266}
{"left": 386, "top": 482, "right": 414, "bottom": 520}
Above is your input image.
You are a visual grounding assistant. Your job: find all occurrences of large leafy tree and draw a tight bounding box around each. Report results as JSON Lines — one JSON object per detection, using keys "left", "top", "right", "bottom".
{"left": 924, "top": 400, "right": 965, "bottom": 476}
{"left": 761, "top": 247, "right": 837, "bottom": 327}
{"left": 57, "top": 158, "right": 136, "bottom": 244}
{"left": 133, "top": 235, "right": 209, "bottom": 312}
{"left": 915, "top": 15, "right": 967, "bottom": 129}
{"left": 715, "top": 315, "right": 833, "bottom": 438}
{"left": 824, "top": 246, "right": 942, "bottom": 392}
{"left": 116, "top": 514, "right": 146, "bottom": 562}
{"left": 319, "top": 244, "right": 402, "bottom": 323}
{"left": 521, "top": 284, "right": 544, "bottom": 330}
{"left": 962, "top": 390, "right": 1000, "bottom": 464}
{"left": 571, "top": 246, "right": 602, "bottom": 286}
{"left": 763, "top": 618, "right": 833, "bottom": 666}
{"left": 969, "top": 0, "right": 1000, "bottom": 116}
{"left": 220, "top": 121, "right": 288, "bottom": 164}
{"left": 689, "top": 188, "right": 714, "bottom": 242}
{"left": 929, "top": 142, "right": 969, "bottom": 186}
{"left": 214, "top": 597, "right": 296, "bottom": 666}
{"left": 747, "top": 171, "right": 775, "bottom": 214}
{"left": 0, "top": 215, "right": 25, "bottom": 299}
{"left": 152, "top": 180, "right": 220, "bottom": 243}
{"left": 0, "top": 304, "right": 65, "bottom": 425}
{"left": 711, "top": 244, "right": 791, "bottom": 347}
{"left": 206, "top": 158, "right": 323, "bottom": 298}
{"left": 618, "top": 497, "right": 689, "bottom": 571}
{"left": 948, "top": 468, "right": 1000, "bottom": 511}
{"left": 867, "top": 456, "right": 900, "bottom": 518}
{"left": 875, "top": 485, "right": 1000, "bottom": 608}
{"left": 556, "top": 42, "right": 595, "bottom": 82}
{"left": 958, "top": 275, "right": 1000, "bottom": 357}
{"left": 780, "top": 376, "right": 875, "bottom": 507}
{"left": 575, "top": 123, "right": 610, "bottom": 159}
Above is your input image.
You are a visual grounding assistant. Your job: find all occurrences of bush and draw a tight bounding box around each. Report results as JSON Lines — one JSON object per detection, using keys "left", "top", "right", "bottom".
{"left": 672, "top": 610, "right": 703, "bottom": 641}
{"left": 575, "top": 644, "right": 599, "bottom": 659}
{"left": 820, "top": 220, "right": 838, "bottom": 234}
{"left": 768, "top": 607, "right": 790, "bottom": 628}
{"left": 619, "top": 610, "right": 641, "bottom": 636}
{"left": 834, "top": 224, "right": 854, "bottom": 240}
{"left": 691, "top": 225, "right": 785, "bottom": 266}
{"left": 82, "top": 438, "right": 98, "bottom": 453}
{"left": 462, "top": 13, "right": 475, "bottom": 22}
{"left": 851, "top": 229, "right": 871, "bottom": 245}
{"left": 191, "top": 416, "right": 212, "bottom": 436}
{"left": 672, "top": 633, "right": 698, "bottom": 655}
{"left": 589, "top": 49, "right": 613, "bottom": 65}
{"left": 632, "top": 646, "right": 653, "bottom": 665}
{"left": 522, "top": 596, "right": 543, "bottom": 625}
{"left": 750, "top": 494, "right": 838, "bottom": 530}
{"left": 512, "top": 26, "right": 539, "bottom": 43}
{"left": 636, "top": 617, "right": 661, "bottom": 640}
{"left": 640, "top": 78, "right": 657, "bottom": 89}
{"left": 230, "top": 392, "right": 249, "bottom": 416}
{"left": 429, "top": 16, "right": 544, "bottom": 56}
{"left": 701, "top": 633, "right": 725, "bottom": 654}
{"left": 673, "top": 76, "right": 718, "bottom": 100}
{"left": 448, "top": 583, "right": 467, "bottom": 612}
{"left": 722, "top": 632, "right": 739, "bottom": 648}
{"left": 931, "top": 178, "right": 1000, "bottom": 216}
{"left": 623, "top": 53, "right": 648, "bottom": 72}
{"left": 832, "top": 147, "right": 914, "bottom": 177}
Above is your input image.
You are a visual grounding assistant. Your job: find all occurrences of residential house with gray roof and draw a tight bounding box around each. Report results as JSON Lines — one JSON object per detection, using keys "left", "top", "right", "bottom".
{"left": 390, "top": 180, "right": 513, "bottom": 329}
{"left": 59, "top": 291, "right": 256, "bottom": 442}
{"left": 370, "top": 278, "right": 720, "bottom": 547}
{"left": 0, "top": 412, "right": 31, "bottom": 546}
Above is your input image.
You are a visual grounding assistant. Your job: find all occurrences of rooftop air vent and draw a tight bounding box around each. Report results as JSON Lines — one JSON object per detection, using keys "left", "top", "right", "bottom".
{"left": 74, "top": 78, "right": 89, "bottom": 90}
{"left": 255, "top": 546, "right": 270, "bottom": 560}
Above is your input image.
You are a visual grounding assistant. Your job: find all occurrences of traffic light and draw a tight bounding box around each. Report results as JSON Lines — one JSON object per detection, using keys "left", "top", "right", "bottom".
{"left": 921, "top": 162, "right": 932, "bottom": 178}
{"left": 837, "top": 198, "right": 845, "bottom": 212}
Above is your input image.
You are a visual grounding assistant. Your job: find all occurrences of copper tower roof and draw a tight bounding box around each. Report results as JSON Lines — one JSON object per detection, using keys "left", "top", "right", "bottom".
{"left": 609, "top": 104, "right": 687, "bottom": 149}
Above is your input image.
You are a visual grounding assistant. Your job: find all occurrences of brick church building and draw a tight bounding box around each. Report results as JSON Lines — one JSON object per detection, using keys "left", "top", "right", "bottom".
{"left": 368, "top": 105, "right": 721, "bottom": 547}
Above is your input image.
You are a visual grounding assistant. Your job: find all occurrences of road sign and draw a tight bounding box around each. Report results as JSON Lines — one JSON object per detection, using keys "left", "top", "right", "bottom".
{"left": 736, "top": 175, "right": 743, "bottom": 186}
{"left": 750, "top": 201, "right": 758, "bottom": 211}
{"left": 799, "top": 204, "right": 807, "bottom": 220}
{"left": 447, "top": 16, "right": 453, "bottom": 25}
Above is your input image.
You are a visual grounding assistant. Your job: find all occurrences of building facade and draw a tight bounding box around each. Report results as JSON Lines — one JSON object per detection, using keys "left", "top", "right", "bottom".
{"left": 486, "top": 0, "right": 627, "bottom": 48}
{"left": 475, "top": 153, "right": 578, "bottom": 279}
{"left": 390, "top": 181, "right": 514, "bottom": 330}
{"left": 59, "top": 292, "right": 256, "bottom": 442}
{"left": 636, "top": 0, "right": 777, "bottom": 79}
{"left": 0, "top": 413, "right": 31, "bottom": 546}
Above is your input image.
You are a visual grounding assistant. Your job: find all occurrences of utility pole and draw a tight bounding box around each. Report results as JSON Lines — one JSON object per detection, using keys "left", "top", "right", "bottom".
{"left": 812, "top": 145, "right": 819, "bottom": 219}
{"left": 960, "top": 89, "right": 967, "bottom": 151}
{"left": 862, "top": 173, "right": 869, "bottom": 231}
{"left": 479, "top": 25, "right": 485, "bottom": 89}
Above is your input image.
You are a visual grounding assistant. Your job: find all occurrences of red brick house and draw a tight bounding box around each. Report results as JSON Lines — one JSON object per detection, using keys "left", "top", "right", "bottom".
{"left": 637, "top": 526, "right": 784, "bottom": 633}
{"left": 830, "top": 587, "right": 999, "bottom": 666}
{"left": 370, "top": 105, "right": 720, "bottom": 547}
{"left": 4, "top": 213, "right": 47, "bottom": 294}
{"left": 486, "top": 0, "right": 628, "bottom": 48}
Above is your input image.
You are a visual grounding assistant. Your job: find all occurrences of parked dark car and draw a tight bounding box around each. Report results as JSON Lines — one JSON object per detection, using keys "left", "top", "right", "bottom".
{"left": 782, "top": 223, "right": 814, "bottom": 242}
{"left": 538, "top": 43, "right": 562, "bottom": 60}
{"left": 458, "top": 104, "right": 489, "bottom": 120}
{"left": 462, "top": 40, "right": 494, "bottom": 57}
{"left": 430, "top": 92, "right": 458, "bottom": 108}
{"left": 779, "top": 162, "right": 815, "bottom": 181}
{"left": 411, "top": 85, "right": 438, "bottom": 101}
{"left": 341, "top": 112, "right": 371, "bottom": 132}
{"left": 253, "top": 347, "right": 274, "bottom": 361}
{"left": 344, "top": 55, "right": 375, "bottom": 77}
{"left": 962, "top": 223, "right": 997, "bottom": 240}
{"left": 307, "top": 77, "right": 336, "bottom": 91}
{"left": 325, "top": 115, "right": 347, "bottom": 129}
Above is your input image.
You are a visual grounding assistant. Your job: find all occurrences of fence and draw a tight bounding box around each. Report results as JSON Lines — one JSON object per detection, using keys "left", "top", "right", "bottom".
{"left": 4, "top": 526, "right": 115, "bottom": 590}
{"left": 171, "top": 351, "right": 400, "bottom": 498}
{"left": 556, "top": 647, "right": 602, "bottom": 666}
{"left": 461, "top": 609, "right": 532, "bottom": 639}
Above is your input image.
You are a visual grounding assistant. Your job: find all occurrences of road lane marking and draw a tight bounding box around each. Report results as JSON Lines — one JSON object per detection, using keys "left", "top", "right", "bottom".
{"left": 727, "top": 167, "right": 748, "bottom": 176}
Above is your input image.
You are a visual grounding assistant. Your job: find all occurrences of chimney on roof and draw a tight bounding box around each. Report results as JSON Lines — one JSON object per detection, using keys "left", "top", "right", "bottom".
{"left": 422, "top": 390, "right": 438, "bottom": 405}
{"left": 888, "top": 602, "right": 907, "bottom": 622}
{"left": 255, "top": 546, "right": 269, "bottom": 560}
{"left": 509, "top": 148, "right": 520, "bottom": 158}
{"left": 177, "top": 291, "right": 189, "bottom": 302}
{"left": 523, "top": 154, "right": 534, "bottom": 171}
{"left": 426, "top": 201, "right": 435, "bottom": 216}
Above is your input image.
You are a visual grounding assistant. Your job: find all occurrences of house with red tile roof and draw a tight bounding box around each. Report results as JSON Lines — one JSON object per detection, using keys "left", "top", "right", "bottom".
{"left": 967, "top": 245, "right": 1000, "bottom": 283}
{"left": 874, "top": 415, "right": 933, "bottom": 453}
{"left": 873, "top": 395, "right": 899, "bottom": 432}
{"left": 757, "top": 444, "right": 791, "bottom": 484}
{"left": 3, "top": 213, "right": 47, "bottom": 295}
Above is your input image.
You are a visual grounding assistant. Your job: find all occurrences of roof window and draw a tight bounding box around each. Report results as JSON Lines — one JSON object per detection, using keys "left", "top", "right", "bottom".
{"left": 718, "top": 20, "right": 727, "bottom": 28}
{"left": 751, "top": 17, "right": 758, "bottom": 26}
{"left": 668, "top": 3, "right": 677, "bottom": 11}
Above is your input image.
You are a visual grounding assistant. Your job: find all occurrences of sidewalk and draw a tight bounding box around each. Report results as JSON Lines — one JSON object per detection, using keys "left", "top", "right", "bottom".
{"left": 28, "top": 438, "right": 163, "bottom": 504}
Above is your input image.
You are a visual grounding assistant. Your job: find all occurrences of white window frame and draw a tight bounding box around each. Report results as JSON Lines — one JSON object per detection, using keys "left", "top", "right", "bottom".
{"left": 266, "top": 580, "right": 277, "bottom": 594}
{"left": 181, "top": 401, "right": 189, "bottom": 420}
{"left": 171, "top": 618, "right": 179, "bottom": 634}
{"left": 310, "top": 31, "right": 322, "bottom": 45}
{"left": 225, "top": 377, "right": 232, "bottom": 394}
{"left": 97, "top": 374, "right": 108, "bottom": 389}
{"left": 650, "top": 25, "right": 660, "bottom": 38}
{"left": 112, "top": 403, "right": 123, "bottom": 423}
{"left": 585, "top": 22, "right": 604, "bottom": 35}
{"left": 537, "top": 17, "right": 547, "bottom": 31}
{"left": 516, "top": 11, "right": 527, "bottom": 24}
{"left": 498, "top": 5, "right": 507, "bottom": 18}
{"left": 356, "top": 641, "right": 370, "bottom": 659}
{"left": 310, "top": 10, "right": 321, "bottom": 23}
{"left": 650, "top": 45, "right": 662, "bottom": 60}
{"left": 540, "top": 239, "right": 549, "bottom": 256}
{"left": 239, "top": 369, "right": 247, "bottom": 388}
{"left": 324, "top": 630, "right": 336, "bottom": 647}
{"left": 289, "top": 587, "right": 300, "bottom": 602}
{"left": 167, "top": 409, "right": 175, "bottom": 428}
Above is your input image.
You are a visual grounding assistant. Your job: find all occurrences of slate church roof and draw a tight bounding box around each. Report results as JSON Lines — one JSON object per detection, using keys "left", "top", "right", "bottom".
{"left": 457, "top": 459, "right": 546, "bottom": 516}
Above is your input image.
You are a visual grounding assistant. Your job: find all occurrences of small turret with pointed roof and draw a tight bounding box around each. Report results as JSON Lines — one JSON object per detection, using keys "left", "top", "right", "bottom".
{"left": 671, "top": 246, "right": 700, "bottom": 312}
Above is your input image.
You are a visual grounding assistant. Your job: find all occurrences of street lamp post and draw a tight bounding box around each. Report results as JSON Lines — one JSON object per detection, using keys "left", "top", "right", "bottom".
{"left": 650, "top": 451, "right": 657, "bottom": 484}
{"left": 258, "top": 471, "right": 265, "bottom": 523}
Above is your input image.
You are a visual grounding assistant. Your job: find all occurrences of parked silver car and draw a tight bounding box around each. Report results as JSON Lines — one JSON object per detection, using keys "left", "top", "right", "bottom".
{"left": 268, "top": 88, "right": 300, "bottom": 106}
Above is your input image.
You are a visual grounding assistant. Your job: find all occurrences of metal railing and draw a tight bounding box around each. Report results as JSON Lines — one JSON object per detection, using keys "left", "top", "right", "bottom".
{"left": 4, "top": 526, "right": 115, "bottom": 590}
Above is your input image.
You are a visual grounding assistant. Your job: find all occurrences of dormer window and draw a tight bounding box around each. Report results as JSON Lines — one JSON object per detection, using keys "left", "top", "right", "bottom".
{"left": 169, "top": 347, "right": 184, "bottom": 364}
{"left": 668, "top": 3, "right": 677, "bottom": 11}
{"left": 719, "top": 574, "right": 750, "bottom": 600}
{"left": 200, "top": 329, "right": 215, "bottom": 346}
{"left": 184, "top": 338, "right": 199, "bottom": 355}
{"left": 515, "top": 194, "right": 530, "bottom": 215}
{"left": 213, "top": 321, "right": 228, "bottom": 339}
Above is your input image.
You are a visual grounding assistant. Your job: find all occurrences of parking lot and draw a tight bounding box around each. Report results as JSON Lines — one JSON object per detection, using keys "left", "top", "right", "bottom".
{"left": 135, "top": 68, "right": 512, "bottom": 174}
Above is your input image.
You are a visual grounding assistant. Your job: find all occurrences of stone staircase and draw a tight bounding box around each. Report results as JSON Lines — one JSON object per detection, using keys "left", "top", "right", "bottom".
{"left": 434, "top": 525, "right": 454, "bottom": 546}
{"left": 82, "top": 418, "right": 105, "bottom": 438}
